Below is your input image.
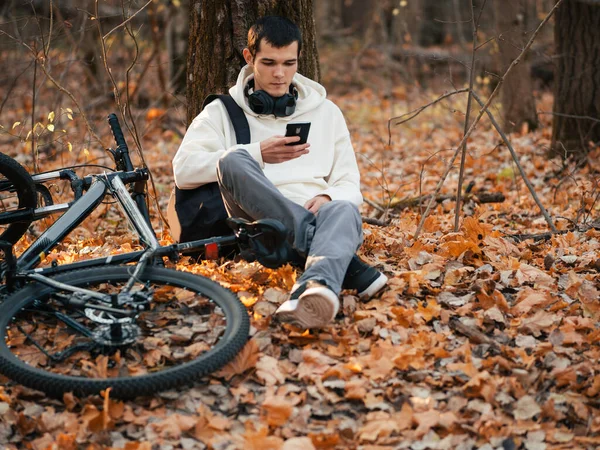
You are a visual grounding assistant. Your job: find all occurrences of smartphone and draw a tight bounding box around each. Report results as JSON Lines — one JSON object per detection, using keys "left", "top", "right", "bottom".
{"left": 285, "top": 122, "right": 311, "bottom": 146}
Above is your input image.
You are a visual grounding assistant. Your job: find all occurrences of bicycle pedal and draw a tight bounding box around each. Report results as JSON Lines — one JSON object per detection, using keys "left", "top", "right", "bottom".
{"left": 226, "top": 217, "right": 250, "bottom": 234}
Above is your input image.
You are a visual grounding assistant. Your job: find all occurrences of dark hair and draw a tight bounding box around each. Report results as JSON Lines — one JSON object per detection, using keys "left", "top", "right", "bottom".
{"left": 247, "top": 16, "right": 302, "bottom": 58}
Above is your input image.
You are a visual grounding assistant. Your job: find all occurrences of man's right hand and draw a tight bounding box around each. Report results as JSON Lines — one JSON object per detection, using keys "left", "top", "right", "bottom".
{"left": 260, "top": 136, "right": 310, "bottom": 164}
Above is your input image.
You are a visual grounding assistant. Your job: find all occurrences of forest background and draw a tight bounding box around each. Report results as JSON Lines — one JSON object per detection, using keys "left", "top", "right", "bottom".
{"left": 0, "top": 0, "right": 599, "bottom": 449}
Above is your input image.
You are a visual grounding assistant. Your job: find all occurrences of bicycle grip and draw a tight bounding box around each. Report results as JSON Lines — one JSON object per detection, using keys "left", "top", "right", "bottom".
{"left": 107, "top": 113, "right": 128, "bottom": 151}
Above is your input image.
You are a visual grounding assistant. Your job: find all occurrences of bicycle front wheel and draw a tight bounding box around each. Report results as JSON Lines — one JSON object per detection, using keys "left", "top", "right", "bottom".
{"left": 0, "top": 153, "right": 37, "bottom": 244}
{"left": 0, "top": 266, "right": 249, "bottom": 398}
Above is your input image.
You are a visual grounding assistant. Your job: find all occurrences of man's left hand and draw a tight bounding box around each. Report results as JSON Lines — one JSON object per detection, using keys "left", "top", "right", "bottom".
{"left": 304, "top": 195, "right": 331, "bottom": 214}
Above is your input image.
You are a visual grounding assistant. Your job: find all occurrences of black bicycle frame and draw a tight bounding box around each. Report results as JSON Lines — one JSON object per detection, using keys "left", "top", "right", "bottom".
{"left": 16, "top": 171, "right": 153, "bottom": 272}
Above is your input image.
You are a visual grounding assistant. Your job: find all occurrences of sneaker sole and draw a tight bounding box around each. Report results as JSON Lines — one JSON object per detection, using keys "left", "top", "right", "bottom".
{"left": 358, "top": 273, "right": 388, "bottom": 300}
{"left": 276, "top": 287, "right": 338, "bottom": 329}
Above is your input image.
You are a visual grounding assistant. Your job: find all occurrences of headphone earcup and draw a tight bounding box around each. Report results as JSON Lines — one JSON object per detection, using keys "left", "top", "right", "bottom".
{"left": 273, "top": 94, "right": 297, "bottom": 117}
{"left": 248, "top": 91, "right": 275, "bottom": 115}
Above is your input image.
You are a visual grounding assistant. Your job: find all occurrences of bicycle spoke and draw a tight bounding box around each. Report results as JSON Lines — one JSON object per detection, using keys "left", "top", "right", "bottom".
{"left": 5, "top": 277, "right": 228, "bottom": 379}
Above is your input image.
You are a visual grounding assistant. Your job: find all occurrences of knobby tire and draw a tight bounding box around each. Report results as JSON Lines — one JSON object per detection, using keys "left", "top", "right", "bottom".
{"left": 0, "top": 266, "right": 249, "bottom": 399}
{"left": 0, "top": 153, "right": 37, "bottom": 244}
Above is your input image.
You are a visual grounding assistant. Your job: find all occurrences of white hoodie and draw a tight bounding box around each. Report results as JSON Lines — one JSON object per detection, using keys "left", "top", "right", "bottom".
{"left": 172, "top": 65, "right": 362, "bottom": 207}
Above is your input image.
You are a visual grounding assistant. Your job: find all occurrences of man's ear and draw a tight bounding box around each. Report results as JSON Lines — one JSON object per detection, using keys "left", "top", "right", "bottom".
{"left": 242, "top": 48, "right": 253, "bottom": 66}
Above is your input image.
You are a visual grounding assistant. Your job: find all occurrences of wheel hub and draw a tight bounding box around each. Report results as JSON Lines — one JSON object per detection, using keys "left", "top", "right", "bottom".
{"left": 92, "top": 323, "right": 139, "bottom": 346}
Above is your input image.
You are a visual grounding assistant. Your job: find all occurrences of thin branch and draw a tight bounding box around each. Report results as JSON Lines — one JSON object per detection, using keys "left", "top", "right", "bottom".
{"left": 45, "top": 0, "right": 53, "bottom": 57}
{"left": 537, "top": 111, "right": 600, "bottom": 125}
{"left": 0, "top": 60, "right": 33, "bottom": 117}
{"left": 0, "top": 28, "right": 103, "bottom": 148}
{"left": 31, "top": 53, "right": 38, "bottom": 173}
{"left": 413, "top": 0, "right": 565, "bottom": 239}
{"left": 362, "top": 216, "right": 389, "bottom": 227}
{"left": 388, "top": 88, "right": 469, "bottom": 145}
{"left": 37, "top": 61, "right": 104, "bottom": 146}
{"left": 471, "top": 91, "right": 557, "bottom": 232}
{"left": 364, "top": 197, "right": 385, "bottom": 213}
{"left": 474, "top": 35, "right": 495, "bottom": 51}
{"left": 102, "top": 0, "right": 152, "bottom": 40}
{"left": 148, "top": 0, "right": 168, "bottom": 105}
{"left": 454, "top": 0, "right": 479, "bottom": 232}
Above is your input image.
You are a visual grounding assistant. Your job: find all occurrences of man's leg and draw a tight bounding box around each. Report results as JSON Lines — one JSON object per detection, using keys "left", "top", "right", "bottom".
{"left": 272, "top": 201, "right": 363, "bottom": 329}
{"left": 297, "top": 200, "right": 362, "bottom": 294}
{"left": 217, "top": 149, "right": 314, "bottom": 256}
{"left": 217, "top": 149, "right": 386, "bottom": 326}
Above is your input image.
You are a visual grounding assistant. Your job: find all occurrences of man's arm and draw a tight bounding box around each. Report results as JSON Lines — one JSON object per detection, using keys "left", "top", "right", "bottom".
{"left": 174, "top": 103, "right": 311, "bottom": 189}
{"left": 173, "top": 103, "right": 263, "bottom": 189}
{"left": 319, "top": 105, "right": 363, "bottom": 206}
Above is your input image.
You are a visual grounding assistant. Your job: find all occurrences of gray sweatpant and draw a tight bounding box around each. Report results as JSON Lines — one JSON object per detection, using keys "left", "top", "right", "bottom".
{"left": 216, "top": 148, "right": 363, "bottom": 294}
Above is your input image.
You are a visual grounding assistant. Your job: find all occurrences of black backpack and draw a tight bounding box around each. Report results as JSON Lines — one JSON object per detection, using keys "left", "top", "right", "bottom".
{"left": 172, "top": 95, "right": 250, "bottom": 243}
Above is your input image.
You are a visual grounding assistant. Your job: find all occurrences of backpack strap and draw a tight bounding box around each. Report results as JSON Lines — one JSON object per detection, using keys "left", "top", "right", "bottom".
{"left": 203, "top": 94, "right": 251, "bottom": 144}
{"left": 171, "top": 94, "right": 251, "bottom": 244}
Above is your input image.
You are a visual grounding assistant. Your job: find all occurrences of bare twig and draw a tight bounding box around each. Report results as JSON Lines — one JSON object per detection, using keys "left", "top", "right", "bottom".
{"left": 119, "top": 1, "right": 167, "bottom": 228}
{"left": 390, "top": 191, "right": 505, "bottom": 210}
{"left": 471, "top": 92, "right": 557, "bottom": 232}
{"left": 0, "top": 60, "right": 33, "bottom": 117}
{"left": 31, "top": 53, "right": 38, "bottom": 173}
{"left": 52, "top": 5, "right": 103, "bottom": 93}
{"left": 102, "top": 0, "right": 153, "bottom": 39}
{"left": 148, "top": 0, "right": 168, "bottom": 106}
{"left": 45, "top": 0, "right": 53, "bottom": 57}
{"left": 362, "top": 216, "right": 389, "bottom": 227}
{"left": 454, "top": 0, "right": 479, "bottom": 232}
{"left": 537, "top": 111, "right": 600, "bottom": 125}
{"left": 474, "top": 35, "right": 495, "bottom": 51}
{"left": 413, "top": 0, "right": 565, "bottom": 239}
{"left": 37, "top": 61, "right": 103, "bottom": 146}
{"left": 449, "top": 317, "right": 501, "bottom": 352}
{"left": 364, "top": 197, "right": 385, "bottom": 213}
{"left": 388, "top": 88, "right": 469, "bottom": 145}
{"left": 0, "top": 28, "right": 104, "bottom": 148}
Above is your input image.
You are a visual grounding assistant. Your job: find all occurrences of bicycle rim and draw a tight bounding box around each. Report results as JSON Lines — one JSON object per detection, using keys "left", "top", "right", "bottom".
{"left": 0, "top": 266, "right": 249, "bottom": 398}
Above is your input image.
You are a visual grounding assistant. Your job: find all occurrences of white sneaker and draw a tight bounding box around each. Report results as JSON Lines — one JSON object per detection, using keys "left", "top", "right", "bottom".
{"left": 275, "top": 281, "right": 340, "bottom": 329}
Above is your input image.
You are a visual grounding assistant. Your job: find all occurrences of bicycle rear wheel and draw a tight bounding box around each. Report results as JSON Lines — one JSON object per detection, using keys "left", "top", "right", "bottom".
{"left": 0, "top": 266, "right": 249, "bottom": 398}
{"left": 0, "top": 153, "right": 36, "bottom": 244}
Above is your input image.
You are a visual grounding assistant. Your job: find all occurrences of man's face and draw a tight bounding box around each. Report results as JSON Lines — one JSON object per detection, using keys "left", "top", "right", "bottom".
{"left": 244, "top": 40, "right": 298, "bottom": 97}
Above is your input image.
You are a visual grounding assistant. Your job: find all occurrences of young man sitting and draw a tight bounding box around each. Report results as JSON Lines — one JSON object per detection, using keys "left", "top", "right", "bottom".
{"left": 172, "top": 16, "right": 387, "bottom": 329}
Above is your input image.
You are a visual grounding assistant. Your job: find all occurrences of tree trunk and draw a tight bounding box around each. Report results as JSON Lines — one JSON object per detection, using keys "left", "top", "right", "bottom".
{"left": 551, "top": 0, "right": 600, "bottom": 159}
{"left": 494, "top": 0, "right": 538, "bottom": 133}
{"left": 186, "top": 0, "right": 320, "bottom": 125}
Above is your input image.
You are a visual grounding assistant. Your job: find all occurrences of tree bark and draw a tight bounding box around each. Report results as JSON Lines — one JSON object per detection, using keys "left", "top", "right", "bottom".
{"left": 551, "top": 0, "right": 600, "bottom": 159}
{"left": 494, "top": 0, "right": 538, "bottom": 133}
{"left": 186, "top": 0, "right": 320, "bottom": 125}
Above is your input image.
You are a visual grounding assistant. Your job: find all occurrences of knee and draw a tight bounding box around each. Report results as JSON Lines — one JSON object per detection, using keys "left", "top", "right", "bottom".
{"left": 217, "top": 148, "right": 252, "bottom": 183}
{"left": 321, "top": 200, "right": 360, "bottom": 222}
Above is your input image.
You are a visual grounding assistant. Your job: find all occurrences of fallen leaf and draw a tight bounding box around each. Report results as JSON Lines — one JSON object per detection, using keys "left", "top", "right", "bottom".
{"left": 513, "top": 395, "right": 541, "bottom": 420}
{"left": 215, "top": 339, "right": 260, "bottom": 380}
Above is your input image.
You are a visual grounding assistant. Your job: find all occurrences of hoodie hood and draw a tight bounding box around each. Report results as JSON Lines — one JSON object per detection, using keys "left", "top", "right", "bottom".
{"left": 229, "top": 65, "right": 327, "bottom": 120}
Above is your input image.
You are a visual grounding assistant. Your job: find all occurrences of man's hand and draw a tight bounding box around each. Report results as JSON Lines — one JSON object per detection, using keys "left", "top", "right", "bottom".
{"left": 304, "top": 195, "right": 331, "bottom": 214}
{"left": 260, "top": 135, "right": 310, "bottom": 164}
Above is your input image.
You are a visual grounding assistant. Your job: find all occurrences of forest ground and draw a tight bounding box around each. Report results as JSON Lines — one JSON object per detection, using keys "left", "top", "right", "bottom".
{"left": 0, "top": 41, "right": 599, "bottom": 450}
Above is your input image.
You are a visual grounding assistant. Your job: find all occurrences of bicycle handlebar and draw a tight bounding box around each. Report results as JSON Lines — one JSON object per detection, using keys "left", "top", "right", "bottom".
{"left": 107, "top": 114, "right": 134, "bottom": 172}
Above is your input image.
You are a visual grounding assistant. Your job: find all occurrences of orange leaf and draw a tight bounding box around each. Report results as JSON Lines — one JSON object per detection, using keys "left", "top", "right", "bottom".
{"left": 215, "top": 339, "right": 260, "bottom": 380}
{"left": 145, "top": 108, "right": 165, "bottom": 121}
{"left": 55, "top": 433, "right": 77, "bottom": 450}
{"left": 261, "top": 396, "right": 293, "bottom": 426}
{"left": 243, "top": 426, "right": 284, "bottom": 450}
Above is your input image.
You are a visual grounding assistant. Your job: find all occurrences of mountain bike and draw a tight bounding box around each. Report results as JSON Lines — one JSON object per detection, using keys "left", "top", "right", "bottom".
{"left": 0, "top": 114, "right": 290, "bottom": 399}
